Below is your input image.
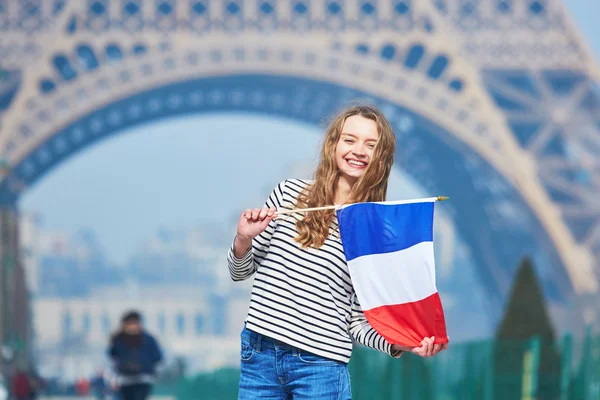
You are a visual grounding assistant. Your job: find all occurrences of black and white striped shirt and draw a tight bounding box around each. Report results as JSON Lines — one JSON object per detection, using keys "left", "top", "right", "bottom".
{"left": 227, "top": 179, "right": 402, "bottom": 363}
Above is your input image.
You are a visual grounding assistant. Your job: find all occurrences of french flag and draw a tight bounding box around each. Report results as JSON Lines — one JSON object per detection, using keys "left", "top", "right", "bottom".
{"left": 336, "top": 198, "right": 449, "bottom": 347}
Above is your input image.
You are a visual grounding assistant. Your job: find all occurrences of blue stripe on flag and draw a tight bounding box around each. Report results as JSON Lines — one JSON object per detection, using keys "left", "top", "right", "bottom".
{"left": 336, "top": 202, "right": 434, "bottom": 262}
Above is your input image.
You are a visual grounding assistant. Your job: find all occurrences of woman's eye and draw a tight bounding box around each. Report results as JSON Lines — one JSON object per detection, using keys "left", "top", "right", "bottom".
{"left": 345, "top": 139, "right": 354, "bottom": 144}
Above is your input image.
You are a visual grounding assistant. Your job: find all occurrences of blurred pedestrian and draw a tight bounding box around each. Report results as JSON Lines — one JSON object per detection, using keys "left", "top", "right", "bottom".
{"left": 108, "top": 311, "right": 162, "bottom": 400}
{"left": 26, "top": 368, "right": 42, "bottom": 400}
{"left": 11, "top": 368, "right": 30, "bottom": 400}
{"left": 90, "top": 369, "right": 109, "bottom": 400}
{"left": 75, "top": 378, "right": 90, "bottom": 397}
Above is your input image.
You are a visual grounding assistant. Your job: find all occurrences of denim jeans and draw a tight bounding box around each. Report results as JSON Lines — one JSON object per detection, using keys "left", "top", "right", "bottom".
{"left": 238, "top": 326, "right": 352, "bottom": 399}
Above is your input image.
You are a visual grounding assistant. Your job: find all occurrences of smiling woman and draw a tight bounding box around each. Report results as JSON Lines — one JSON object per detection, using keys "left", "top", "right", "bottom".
{"left": 228, "top": 104, "right": 447, "bottom": 400}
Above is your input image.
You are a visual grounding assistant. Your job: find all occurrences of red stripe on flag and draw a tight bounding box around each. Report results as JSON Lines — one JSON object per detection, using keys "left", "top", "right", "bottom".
{"left": 363, "top": 292, "right": 449, "bottom": 348}
{"left": 434, "top": 290, "right": 448, "bottom": 343}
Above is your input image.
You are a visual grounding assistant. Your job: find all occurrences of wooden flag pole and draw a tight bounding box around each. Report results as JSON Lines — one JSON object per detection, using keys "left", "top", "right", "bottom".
{"left": 274, "top": 196, "right": 449, "bottom": 216}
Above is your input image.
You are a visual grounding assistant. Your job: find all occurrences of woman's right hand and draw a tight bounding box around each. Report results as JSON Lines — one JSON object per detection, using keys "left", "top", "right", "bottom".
{"left": 233, "top": 207, "right": 276, "bottom": 256}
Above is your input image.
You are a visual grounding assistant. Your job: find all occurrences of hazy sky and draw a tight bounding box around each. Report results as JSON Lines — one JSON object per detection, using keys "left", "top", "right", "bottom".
{"left": 566, "top": 1, "right": 600, "bottom": 58}
{"left": 20, "top": 114, "right": 423, "bottom": 264}
{"left": 19, "top": 3, "right": 600, "bottom": 264}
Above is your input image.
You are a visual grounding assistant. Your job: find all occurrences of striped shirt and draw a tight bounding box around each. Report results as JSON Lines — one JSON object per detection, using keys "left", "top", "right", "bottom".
{"left": 227, "top": 179, "right": 403, "bottom": 363}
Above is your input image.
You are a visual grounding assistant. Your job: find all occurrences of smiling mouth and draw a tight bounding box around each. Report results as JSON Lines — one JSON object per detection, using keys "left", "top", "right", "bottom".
{"left": 346, "top": 159, "right": 368, "bottom": 168}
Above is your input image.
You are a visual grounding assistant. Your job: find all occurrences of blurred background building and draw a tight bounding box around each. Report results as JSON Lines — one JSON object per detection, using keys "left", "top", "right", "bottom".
{"left": 0, "top": 0, "right": 599, "bottom": 397}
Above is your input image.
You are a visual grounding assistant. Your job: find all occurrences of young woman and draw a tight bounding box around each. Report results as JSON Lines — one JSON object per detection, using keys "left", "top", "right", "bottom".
{"left": 228, "top": 105, "right": 448, "bottom": 399}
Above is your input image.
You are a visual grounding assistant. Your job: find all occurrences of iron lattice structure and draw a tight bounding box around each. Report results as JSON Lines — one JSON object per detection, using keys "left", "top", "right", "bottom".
{"left": 0, "top": 0, "right": 599, "bottom": 332}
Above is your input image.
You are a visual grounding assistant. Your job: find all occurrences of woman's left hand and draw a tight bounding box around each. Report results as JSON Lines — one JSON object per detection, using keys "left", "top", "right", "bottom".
{"left": 412, "top": 336, "right": 448, "bottom": 357}
{"left": 392, "top": 336, "right": 449, "bottom": 357}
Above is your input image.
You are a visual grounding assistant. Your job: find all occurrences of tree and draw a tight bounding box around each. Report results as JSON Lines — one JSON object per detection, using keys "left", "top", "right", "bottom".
{"left": 494, "top": 256, "right": 561, "bottom": 399}
{"left": 496, "top": 256, "right": 556, "bottom": 341}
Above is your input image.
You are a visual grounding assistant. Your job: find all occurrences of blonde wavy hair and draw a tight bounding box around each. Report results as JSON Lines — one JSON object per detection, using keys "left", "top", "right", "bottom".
{"left": 295, "top": 105, "right": 396, "bottom": 248}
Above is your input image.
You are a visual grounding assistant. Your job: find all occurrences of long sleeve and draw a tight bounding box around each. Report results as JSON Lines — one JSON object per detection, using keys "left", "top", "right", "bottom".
{"left": 349, "top": 292, "right": 404, "bottom": 358}
{"left": 107, "top": 339, "right": 117, "bottom": 359}
{"left": 150, "top": 336, "right": 163, "bottom": 364}
{"left": 227, "top": 180, "right": 287, "bottom": 281}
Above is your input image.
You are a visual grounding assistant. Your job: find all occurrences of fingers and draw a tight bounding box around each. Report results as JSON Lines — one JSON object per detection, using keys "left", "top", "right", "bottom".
{"left": 411, "top": 339, "right": 427, "bottom": 357}
{"left": 238, "top": 208, "right": 276, "bottom": 243}
{"left": 260, "top": 207, "right": 276, "bottom": 220}
{"left": 259, "top": 207, "right": 268, "bottom": 220}
{"left": 426, "top": 336, "right": 434, "bottom": 357}
{"left": 419, "top": 338, "right": 429, "bottom": 356}
{"left": 411, "top": 347, "right": 424, "bottom": 357}
{"left": 411, "top": 336, "right": 436, "bottom": 357}
{"left": 243, "top": 208, "right": 277, "bottom": 222}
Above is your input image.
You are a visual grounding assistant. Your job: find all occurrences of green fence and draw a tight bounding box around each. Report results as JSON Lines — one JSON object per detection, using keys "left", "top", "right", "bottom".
{"left": 173, "top": 331, "right": 600, "bottom": 400}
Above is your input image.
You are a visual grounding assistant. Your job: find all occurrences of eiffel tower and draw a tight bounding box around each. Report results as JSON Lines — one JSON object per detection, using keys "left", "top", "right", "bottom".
{"left": 0, "top": 0, "right": 599, "bottom": 345}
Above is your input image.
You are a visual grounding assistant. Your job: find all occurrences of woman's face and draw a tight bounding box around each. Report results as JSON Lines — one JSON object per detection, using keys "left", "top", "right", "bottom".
{"left": 335, "top": 115, "right": 379, "bottom": 184}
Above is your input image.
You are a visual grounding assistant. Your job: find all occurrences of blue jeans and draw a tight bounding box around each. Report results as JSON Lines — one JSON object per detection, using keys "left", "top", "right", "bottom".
{"left": 238, "top": 326, "right": 352, "bottom": 399}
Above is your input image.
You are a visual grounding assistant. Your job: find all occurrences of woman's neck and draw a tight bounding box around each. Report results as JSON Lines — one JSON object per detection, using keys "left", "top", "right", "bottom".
{"left": 334, "top": 176, "right": 355, "bottom": 205}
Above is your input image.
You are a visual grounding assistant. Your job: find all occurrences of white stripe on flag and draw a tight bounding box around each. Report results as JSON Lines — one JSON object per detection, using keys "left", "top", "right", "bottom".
{"left": 347, "top": 241, "right": 437, "bottom": 311}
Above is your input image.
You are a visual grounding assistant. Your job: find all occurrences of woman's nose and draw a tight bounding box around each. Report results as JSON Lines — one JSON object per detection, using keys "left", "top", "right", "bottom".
{"left": 352, "top": 145, "right": 366, "bottom": 156}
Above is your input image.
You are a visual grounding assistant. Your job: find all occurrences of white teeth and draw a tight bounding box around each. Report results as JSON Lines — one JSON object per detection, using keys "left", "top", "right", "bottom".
{"left": 348, "top": 160, "right": 367, "bottom": 166}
